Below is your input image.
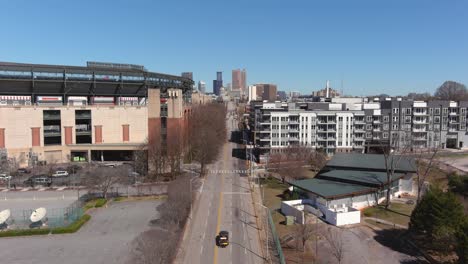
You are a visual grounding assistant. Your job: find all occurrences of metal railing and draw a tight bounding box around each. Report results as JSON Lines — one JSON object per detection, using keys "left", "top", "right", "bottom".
{"left": 267, "top": 209, "right": 286, "bottom": 264}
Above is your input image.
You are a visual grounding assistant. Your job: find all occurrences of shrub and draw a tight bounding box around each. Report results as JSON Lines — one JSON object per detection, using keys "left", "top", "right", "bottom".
{"left": 94, "top": 198, "right": 107, "bottom": 208}
{"left": 51, "top": 214, "right": 91, "bottom": 234}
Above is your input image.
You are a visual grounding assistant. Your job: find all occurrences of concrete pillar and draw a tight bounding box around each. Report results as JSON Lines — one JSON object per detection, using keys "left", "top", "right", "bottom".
{"left": 148, "top": 89, "right": 161, "bottom": 145}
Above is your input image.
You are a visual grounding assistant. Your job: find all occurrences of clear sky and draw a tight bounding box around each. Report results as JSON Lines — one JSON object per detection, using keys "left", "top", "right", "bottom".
{"left": 0, "top": 0, "right": 467, "bottom": 96}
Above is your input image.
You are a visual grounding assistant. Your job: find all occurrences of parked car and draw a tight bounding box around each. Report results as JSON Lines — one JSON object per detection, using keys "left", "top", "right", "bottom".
{"left": 23, "top": 175, "right": 52, "bottom": 186}
{"left": 0, "top": 174, "right": 12, "bottom": 181}
{"left": 51, "top": 171, "right": 69, "bottom": 177}
{"left": 17, "top": 168, "right": 31, "bottom": 174}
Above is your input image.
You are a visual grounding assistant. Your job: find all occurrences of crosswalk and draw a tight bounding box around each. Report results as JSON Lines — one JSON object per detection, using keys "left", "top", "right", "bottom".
{"left": 0, "top": 186, "right": 74, "bottom": 192}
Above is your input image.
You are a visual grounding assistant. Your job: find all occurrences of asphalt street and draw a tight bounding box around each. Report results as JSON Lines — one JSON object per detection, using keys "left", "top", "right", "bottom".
{"left": 180, "top": 102, "right": 264, "bottom": 264}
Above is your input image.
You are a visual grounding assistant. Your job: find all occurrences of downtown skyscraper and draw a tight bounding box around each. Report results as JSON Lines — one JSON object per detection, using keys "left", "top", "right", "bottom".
{"left": 213, "top": 71, "right": 223, "bottom": 95}
{"left": 232, "top": 69, "right": 247, "bottom": 92}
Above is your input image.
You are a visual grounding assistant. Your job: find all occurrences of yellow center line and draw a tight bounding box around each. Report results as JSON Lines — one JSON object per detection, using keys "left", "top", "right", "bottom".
{"left": 213, "top": 175, "right": 224, "bottom": 264}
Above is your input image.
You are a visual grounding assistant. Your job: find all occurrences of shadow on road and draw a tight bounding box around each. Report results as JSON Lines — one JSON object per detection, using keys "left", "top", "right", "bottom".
{"left": 229, "top": 241, "right": 266, "bottom": 261}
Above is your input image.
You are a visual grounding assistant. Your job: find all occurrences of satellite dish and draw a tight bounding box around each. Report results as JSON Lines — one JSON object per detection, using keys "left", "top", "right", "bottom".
{"left": 30, "top": 207, "right": 47, "bottom": 223}
{"left": 0, "top": 209, "right": 11, "bottom": 225}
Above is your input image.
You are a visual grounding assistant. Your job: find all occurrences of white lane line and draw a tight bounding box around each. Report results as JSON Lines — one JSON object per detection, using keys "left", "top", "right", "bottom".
{"left": 200, "top": 244, "right": 204, "bottom": 254}
{"left": 21, "top": 188, "right": 29, "bottom": 192}
{"left": 57, "top": 186, "right": 66, "bottom": 191}
{"left": 244, "top": 247, "right": 247, "bottom": 255}
{"left": 38, "top": 188, "right": 46, "bottom": 192}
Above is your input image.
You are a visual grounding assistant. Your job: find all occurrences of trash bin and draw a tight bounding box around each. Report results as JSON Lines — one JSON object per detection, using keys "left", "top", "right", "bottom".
{"left": 286, "top": 215, "right": 295, "bottom": 225}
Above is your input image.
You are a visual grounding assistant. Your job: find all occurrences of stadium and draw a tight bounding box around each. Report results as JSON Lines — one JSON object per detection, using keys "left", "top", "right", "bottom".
{"left": 0, "top": 61, "right": 210, "bottom": 167}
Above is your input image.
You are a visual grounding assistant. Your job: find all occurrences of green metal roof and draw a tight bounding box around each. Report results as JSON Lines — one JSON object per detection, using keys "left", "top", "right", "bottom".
{"left": 318, "top": 170, "right": 404, "bottom": 187}
{"left": 291, "top": 178, "right": 376, "bottom": 200}
{"left": 326, "top": 153, "right": 416, "bottom": 173}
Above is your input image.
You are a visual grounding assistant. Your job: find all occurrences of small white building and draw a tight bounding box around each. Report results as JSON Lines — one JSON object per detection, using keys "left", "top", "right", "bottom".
{"left": 281, "top": 153, "right": 416, "bottom": 226}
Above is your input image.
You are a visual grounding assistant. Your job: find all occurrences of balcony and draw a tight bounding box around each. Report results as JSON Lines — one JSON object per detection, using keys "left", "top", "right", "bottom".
{"left": 75, "top": 112, "right": 91, "bottom": 120}
{"left": 259, "top": 137, "right": 271, "bottom": 141}
{"left": 44, "top": 126, "right": 61, "bottom": 137}
{"left": 289, "top": 129, "right": 299, "bottom": 133}
{"left": 413, "top": 111, "right": 428, "bottom": 116}
{"left": 413, "top": 128, "right": 427, "bottom": 132}
{"left": 373, "top": 120, "right": 381, "bottom": 124}
{"left": 76, "top": 124, "right": 92, "bottom": 135}
{"left": 449, "top": 112, "right": 458, "bottom": 116}
{"left": 289, "top": 120, "right": 300, "bottom": 125}
{"left": 372, "top": 128, "right": 381, "bottom": 132}
{"left": 43, "top": 113, "right": 61, "bottom": 120}
{"left": 354, "top": 137, "right": 365, "bottom": 141}
{"left": 289, "top": 137, "right": 299, "bottom": 141}
{"left": 413, "top": 137, "right": 427, "bottom": 141}
{"left": 354, "top": 120, "right": 366, "bottom": 125}
{"left": 413, "top": 119, "right": 428, "bottom": 124}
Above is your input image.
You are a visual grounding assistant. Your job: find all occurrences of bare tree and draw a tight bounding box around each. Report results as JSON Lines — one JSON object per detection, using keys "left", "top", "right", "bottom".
{"left": 293, "top": 223, "right": 315, "bottom": 263}
{"left": 380, "top": 133, "right": 411, "bottom": 209}
{"left": 324, "top": 227, "right": 345, "bottom": 264}
{"left": 157, "top": 175, "right": 191, "bottom": 228}
{"left": 128, "top": 228, "right": 179, "bottom": 264}
{"left": 188, "top": 103, "right": 227, "bottom": 176}
{"left": 434, "top": 81, "right": 468, "bottom": 101}
{"left": 267, "top": 145, "right": 321, "bottom": 182}
{"left": 147, "top": 137, "right": 167, "bottom": 181}
{"left": 83, "top": 166, "right": 126, "bottom": 199}
{"left": 411, "top": 148, "right": 439, "bottom": 204}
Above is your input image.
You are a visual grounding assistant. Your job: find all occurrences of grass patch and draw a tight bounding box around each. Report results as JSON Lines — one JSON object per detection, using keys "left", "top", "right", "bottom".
{"left": 362, "top": 202, "right": 415, "bottom": 227}
{"left": 0, "top": 228, "right": 51, "bottom": 237}
{"left": 0, "top": 214, "right": 91, "bottom": 237}
{"left": 51, "top": 214, "right": 91, "bottom": 234}
{"left": 260, "top": 177, "right": 289, "bottom": 190}
{"left": 94, "top": 198, "right": 107, "bottom": 208}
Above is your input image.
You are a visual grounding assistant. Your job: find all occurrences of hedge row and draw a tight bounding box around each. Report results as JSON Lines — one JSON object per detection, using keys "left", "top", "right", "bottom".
{"left": 51, "top": 214, "right": 91, "bottom": 234}
{"left": 94, "top": 199, "right": 107, "bottom": 208}
{"left": 0, "top": 214, "right": 91, "bottom": 237}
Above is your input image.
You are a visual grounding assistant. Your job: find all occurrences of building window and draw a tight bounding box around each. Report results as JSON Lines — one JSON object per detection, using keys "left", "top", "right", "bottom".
{"left": 383, "top": 116, "right": 389, "bottom": 122}
{"left": 366, "top": 116, "right": 372, "bottom": 122}
{"left": 443, "top": 108, "right": 448, "bottom": 115}
{"left": 406, "top": 108, "right": 412, "bottom": 115}
{"left": 429, "top": 108, "right": 433, "bottom": 115}
{"left": 366, "top": 124, "right": 372, "bottom": 130}
{"left": 383, "top": 132, "right": 389, "bottom": 139}
{"left": 405, "top": 116, "right": 412, "bottom": 123}
{"left": 366, "top": 132, "right": 372, "bottom": 138}
{"left": 383, "top": 124, "right": 389, "bottom": 130}
{"left": 434, "top": 116, "right": 440, "bottom": 123}
{"left": 461, "top": 108, "right": 466, "bottom": 114}
{"left": 393, "top": 108, "right": 399, "bottom": 114}
{"left": 435, "top": 108, "right": 441, "bottom": 115}
{"left": 392, "top": 124, "right": 399, "bottom": 130}
{"left": 392, "top": 116, "right": 399, "bottom": 122}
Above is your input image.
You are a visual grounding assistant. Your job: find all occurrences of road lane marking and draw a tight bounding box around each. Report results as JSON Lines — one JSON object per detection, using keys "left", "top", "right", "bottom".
{"left": 200, "top": 244, "right": 204, "bottom": 254}
{"left": 21, "top": 188, "right": 29, "bottom": 192}
{"left": 57, "top": 186, "right": 66, "bottom": 191}
{"left": 213, "top": 176, "right": 224, "bottom": 264}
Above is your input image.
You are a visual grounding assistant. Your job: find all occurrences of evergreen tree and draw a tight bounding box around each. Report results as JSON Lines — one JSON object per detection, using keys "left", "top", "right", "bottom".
{"left": 410, "top": 187, "right": 465, "bottom": 251}
{"left": 456, "top": 218, "right": 468, "bottom": 264}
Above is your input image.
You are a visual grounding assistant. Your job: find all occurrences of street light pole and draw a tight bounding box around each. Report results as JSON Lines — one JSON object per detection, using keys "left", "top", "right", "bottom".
{"left": 256, "top": 202, "right": 270, "bottom": 263}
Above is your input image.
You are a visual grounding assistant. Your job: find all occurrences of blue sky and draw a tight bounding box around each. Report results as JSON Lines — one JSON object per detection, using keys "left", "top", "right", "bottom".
{"left": 0, "top": 0, "right": 467, "bottom": 95}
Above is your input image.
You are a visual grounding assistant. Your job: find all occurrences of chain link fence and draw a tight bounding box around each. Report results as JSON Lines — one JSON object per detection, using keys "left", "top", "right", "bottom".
{"left": 267, "top": 209, "right": 286, "bottom": 264}
{"left": 4, "top": 199, "right": 84, "bottom": 230}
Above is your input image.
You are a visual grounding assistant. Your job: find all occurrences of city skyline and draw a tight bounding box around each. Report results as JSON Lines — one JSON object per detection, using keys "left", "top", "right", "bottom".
{"left": 0, "top": 1, "right": 467, "bottom": 95}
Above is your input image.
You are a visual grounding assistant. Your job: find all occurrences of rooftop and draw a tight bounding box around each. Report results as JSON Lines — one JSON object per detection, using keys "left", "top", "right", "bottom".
{"left": 291, "top": 178, "right": 376, "bottom": 200}
{"left": 318, "top": 170, "right": 404, "bottom": 187}
{"left": 326, "top": 153, "right": 416, "bottom": 173}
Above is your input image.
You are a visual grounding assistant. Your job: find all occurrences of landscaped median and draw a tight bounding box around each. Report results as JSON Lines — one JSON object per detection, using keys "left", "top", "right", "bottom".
{"left": 0, "top": 214, "right": 91, "bottom": 237}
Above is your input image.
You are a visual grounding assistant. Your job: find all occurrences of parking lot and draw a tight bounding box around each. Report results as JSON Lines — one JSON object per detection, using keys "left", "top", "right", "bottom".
{"left": 0, "top": 199, "right": 162, "bottom": 264}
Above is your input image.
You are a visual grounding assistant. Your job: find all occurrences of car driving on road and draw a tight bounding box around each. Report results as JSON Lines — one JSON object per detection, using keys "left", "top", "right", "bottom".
{"left": 51, "top": 170, "right": 69, "bottom": 177}
{"left": 23, "top": 175, "right": 52, "bottom": 186}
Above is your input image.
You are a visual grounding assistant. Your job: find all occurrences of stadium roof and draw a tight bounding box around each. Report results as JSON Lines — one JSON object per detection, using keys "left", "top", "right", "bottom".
{"left": 0, "top": 61, "right": 193, "bottom": 97}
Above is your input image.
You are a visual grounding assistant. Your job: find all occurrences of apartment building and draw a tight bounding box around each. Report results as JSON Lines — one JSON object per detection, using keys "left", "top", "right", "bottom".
{"left": 249, "top": 98, "right": 468, "bottom": 158}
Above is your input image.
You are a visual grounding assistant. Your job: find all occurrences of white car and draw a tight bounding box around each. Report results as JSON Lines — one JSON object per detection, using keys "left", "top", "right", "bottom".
{"left": 0, "top": 174, "right": 12, "bottom": 181}
{"left": 51, "top": 171, "right": 69, "bottom": 177}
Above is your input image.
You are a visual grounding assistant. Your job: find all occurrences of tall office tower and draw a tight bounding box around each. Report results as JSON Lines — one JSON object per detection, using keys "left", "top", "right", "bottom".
{"left": 198, "top": 81, "right": 206, "bottom": 94}
{"left": 232, "top": 69, "right": 247, "bottom": 92}
{"left": 255, "top": 83, "right": 278, "bottom": 101}
{"left": 181, "top": 72, "right": 193, "bottom": 80}
{"left": 213, "top": 71, "right": 223, "bottom": 95}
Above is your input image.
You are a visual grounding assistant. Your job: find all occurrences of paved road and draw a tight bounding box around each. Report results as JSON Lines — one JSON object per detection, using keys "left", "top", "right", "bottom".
{"left": 179, "top": 102, "right": 264, "bottom": 264}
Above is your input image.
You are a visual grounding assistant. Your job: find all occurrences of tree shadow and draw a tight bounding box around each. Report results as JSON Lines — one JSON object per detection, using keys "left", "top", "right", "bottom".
{"left": 373, "top": 229, "right": 429, "bottom": 263}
